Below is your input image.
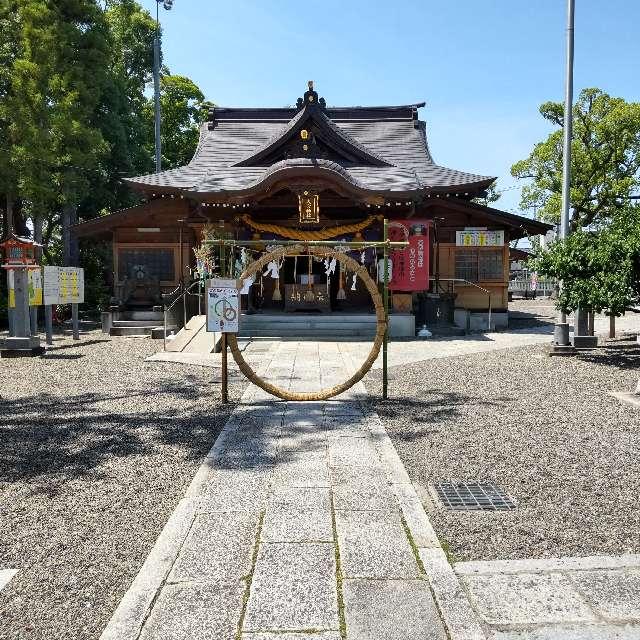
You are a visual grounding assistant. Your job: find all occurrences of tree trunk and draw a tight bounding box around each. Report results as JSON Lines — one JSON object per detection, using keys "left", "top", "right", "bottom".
{"left": 3, "top": 193, "right": 14, "bottom": 237}
{"left": 33, "top": 214, "right": 43, "bottom": 243}
{"left": 62, "top": 204, "right": 78, "bottom": 266}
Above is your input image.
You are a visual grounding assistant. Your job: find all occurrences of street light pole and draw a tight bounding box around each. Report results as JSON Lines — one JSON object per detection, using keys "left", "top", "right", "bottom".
{"left": 553, "top": 0, "right": 575, "bottom": 350}
{"left": 153, "top": 0, "right": 174, "bottom": 174}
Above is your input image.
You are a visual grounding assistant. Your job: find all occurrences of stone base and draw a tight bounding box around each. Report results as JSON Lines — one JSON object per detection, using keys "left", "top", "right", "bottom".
{"left": 1, "top": 336, "right": 45, "bottom": 358}
{"left": 547, "top": 344, "right": 577, "bottom": 356}
{"left": 571, "top": 335, "right": 598, "bottom": 349}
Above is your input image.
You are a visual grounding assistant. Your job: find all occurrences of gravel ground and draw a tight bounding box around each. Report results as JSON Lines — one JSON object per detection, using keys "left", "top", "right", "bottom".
{"left": 507, "top": 298, "right": 557, "bottom": 329}
{"left": 0, "top": 331, "right": 245, "bottom": 640}
{"left": 365, "top": 340, "right": 640, "bottom": 562}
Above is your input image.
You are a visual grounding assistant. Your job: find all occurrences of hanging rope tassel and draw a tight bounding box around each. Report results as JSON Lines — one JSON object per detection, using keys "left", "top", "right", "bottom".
{"left": 272, "top": 256, "right": 283, "bottom": 301}
{"left": 304, "top": 253, "right": 316, "bottom": 302}
{"left": 337, "top": 267, "right": 346, "bottom": 300}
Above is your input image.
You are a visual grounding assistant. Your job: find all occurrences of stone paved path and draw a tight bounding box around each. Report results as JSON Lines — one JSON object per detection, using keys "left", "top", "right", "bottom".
{"left": 455, "top": 555, "right": 640, "bottom": 639}
{"left": 103, "top": 337, "right": 640, "bottom": 640}
{"left": 101, "top": 341, "right": 449, "bottom": 640}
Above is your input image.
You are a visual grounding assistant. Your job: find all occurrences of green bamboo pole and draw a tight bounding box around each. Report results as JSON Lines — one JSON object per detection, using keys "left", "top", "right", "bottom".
{"left": 383, "top": 218, "right": 389, "bottom": 400}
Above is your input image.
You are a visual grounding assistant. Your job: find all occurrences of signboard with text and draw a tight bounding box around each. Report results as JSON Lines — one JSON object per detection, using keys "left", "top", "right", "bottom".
{"left": 206, "top": 278, "right": 239, "bottom": 333}
{"left": 388, "top": 220, "right": 430, "bottom": 291}
{"left": 43, "top": 266, "right": 85, "bottom": 305}
{"left": 456, "top": 229, "right": 504, "bottom": 247}
{"left": 8, "top": 269, "right": 43, "bottom": 307}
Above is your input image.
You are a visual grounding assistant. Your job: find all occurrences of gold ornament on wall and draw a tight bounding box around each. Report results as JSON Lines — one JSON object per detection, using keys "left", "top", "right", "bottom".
{"left": 298, "top": 190, "right": 320, "bottom": 224}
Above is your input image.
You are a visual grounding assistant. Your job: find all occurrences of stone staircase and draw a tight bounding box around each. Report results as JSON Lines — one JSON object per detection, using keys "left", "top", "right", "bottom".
{"left": 236, "top": 313, "right": 380, "bottom": 339}
{"left": 109, "top": 310, "right": 176, "bottom": 338}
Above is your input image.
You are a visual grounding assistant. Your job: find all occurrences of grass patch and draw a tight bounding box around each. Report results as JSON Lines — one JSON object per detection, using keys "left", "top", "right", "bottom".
{"left": 400, "top": 513, "right": 426, "bottom": 575}
{"left": 330, "top": 496, "right": 347, "bottom": 640}
{"left": 236, "top": 510, "right": 265, "bottom": 640}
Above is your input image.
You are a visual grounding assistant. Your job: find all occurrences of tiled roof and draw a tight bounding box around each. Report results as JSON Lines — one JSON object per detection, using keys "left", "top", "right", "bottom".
{"left": 125, "top": 98, "right": 494, "bottom": 198}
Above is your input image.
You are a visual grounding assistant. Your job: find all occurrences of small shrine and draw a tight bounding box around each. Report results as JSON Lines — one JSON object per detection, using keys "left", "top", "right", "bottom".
{"left": 1, "top": 234, "right": 41, "bottom": 270}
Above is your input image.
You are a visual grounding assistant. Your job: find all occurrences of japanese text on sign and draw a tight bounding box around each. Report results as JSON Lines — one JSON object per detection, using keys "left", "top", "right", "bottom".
{"left": 456, "top": 229, "right": 504, "bottom": 247}
{"left": 388, "top": 220, "right": 430, "bottom": 292}
{"left": 43, "top": 266, "right": 84, "bottom": 305}
{"left": 8, "top": 269, "right": 43, "bottom": 307}
{"left": 206, "top": 278, "right": 239, "bottom": 333}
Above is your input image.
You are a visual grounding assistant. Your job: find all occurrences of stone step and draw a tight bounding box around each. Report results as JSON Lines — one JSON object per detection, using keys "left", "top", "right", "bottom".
{"left": 110, "top": 325, "right": 176, "bottom": 337}
{"left": 241, "top": 313, "right": 377, "bottom": 324}
{"left": 121, "top": 311, "right": 164, "bottom": 321}
{"left": 237, "top": 328, "right": 376, "bottom": 338}
{"left": 112, "top": 320, "right": 163, "bottom": 328}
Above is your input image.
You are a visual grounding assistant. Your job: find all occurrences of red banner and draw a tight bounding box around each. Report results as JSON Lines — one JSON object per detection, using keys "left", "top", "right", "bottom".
{"left": 388, "top": 220, "right": 430, "bottom": 291}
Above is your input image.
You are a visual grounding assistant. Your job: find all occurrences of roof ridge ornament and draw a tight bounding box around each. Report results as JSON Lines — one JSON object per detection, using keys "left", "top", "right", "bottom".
{"left": 297, "top": 80, "right": 326, "bottom": 111}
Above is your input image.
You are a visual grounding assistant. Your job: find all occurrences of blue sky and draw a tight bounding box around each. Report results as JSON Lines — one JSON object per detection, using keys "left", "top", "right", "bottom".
{"left": 140, "top": 0, "right": 640, "bottom": 216}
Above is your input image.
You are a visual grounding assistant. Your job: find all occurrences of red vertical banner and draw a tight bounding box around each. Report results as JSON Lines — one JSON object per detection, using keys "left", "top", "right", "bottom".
{"left": 388, "top": 220, "right": 430, "bottom": 291}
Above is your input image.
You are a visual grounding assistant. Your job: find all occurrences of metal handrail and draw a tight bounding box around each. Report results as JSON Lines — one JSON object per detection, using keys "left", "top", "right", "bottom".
{"left": 429, "top": 276, "right": 493, "bottom": 331}
{"left": 163, "top": 279, "right": 204, "bottom": 351}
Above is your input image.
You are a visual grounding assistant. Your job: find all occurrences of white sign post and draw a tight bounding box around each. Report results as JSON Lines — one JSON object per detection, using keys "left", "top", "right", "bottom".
{"left": 206, "top": 278, "right": 238, "bottom": 404}
{"left": 206, "top": 278, "right": 239, "bottom": 333}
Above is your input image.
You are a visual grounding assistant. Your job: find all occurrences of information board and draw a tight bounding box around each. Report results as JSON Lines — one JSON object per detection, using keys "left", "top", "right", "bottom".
{"left": 206, "top": 278, "right": 239, "bottom": 333}
{"left": 456, "top": 229, "right": 504, "bottom": 247}
{"left": 43, "top": 266, "right": 85, "bottom": 305}
{"left": 7, "top": 269, "right": 43, "bottom": 307}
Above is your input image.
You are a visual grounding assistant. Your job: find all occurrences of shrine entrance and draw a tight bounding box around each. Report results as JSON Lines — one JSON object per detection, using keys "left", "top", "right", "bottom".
{"left": 207, "top": 229, "right": 407, "bottom": 401}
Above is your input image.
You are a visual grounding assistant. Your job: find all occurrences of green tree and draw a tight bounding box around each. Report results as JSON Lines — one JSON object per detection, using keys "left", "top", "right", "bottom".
{"left": 511, "top": 89, "right": 640, "bottom": 230}
{"left": 143, "top": 74, "right": 207, "bottom": 169}
{"left": 534, "top": 205, "right": 640, "bottom": 315}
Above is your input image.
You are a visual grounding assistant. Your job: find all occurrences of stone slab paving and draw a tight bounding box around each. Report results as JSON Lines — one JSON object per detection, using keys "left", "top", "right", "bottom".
{"left": 455, "top": 555, "right": 640, "bottom": 639}
{"left": 342, "top": 311, "right": 640, "bottom": 369}
{"left": 100, "top": 337, "right": 640, "bottom": 640}
{"left": 99, "top": 340, "right": 449, "bottom": 640}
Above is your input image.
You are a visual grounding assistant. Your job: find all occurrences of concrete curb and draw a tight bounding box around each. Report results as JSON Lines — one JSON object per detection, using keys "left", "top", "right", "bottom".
{"left": 455, "top": 553, "right": 640, "bottom": 576}
{"left": 340, "top": 348, "right": 488, "bottom": 640}
{"left": 609, "top": 391, "right": 640, "bottom": 408}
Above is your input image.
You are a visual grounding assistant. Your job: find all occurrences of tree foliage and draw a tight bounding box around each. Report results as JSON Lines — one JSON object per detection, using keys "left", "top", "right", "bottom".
{"left": 143, "top": 74, "right": 207, "bottom": 170}
{"left": 0, "top": 0, "right": 210, "bottom": 315}
{"left": 512, "top": 89, "right": 640, "bottom": 230}
{"left": 534, "top": 205, "right": 640, "bottom": 315}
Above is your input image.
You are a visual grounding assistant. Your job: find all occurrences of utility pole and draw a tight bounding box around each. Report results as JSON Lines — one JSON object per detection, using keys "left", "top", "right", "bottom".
{"left": 154, "top": 1, "right": 174, "bottom": 173}
{"left": 552, "top": 0, "right": 575, "bottom": 352}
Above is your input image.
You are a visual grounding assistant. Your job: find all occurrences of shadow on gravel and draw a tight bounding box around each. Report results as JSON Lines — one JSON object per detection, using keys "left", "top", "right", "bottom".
{"left": 576, "top": 341, "right": 640, "bottom": 371}
{"left": 0, "top": 378, "right": 235, "bottom": 487}
{"left": 42, "top": 338, "right": 111, "bottom": 351}
{"left": 365, "top": 390, "right": 513, "bottom": 441}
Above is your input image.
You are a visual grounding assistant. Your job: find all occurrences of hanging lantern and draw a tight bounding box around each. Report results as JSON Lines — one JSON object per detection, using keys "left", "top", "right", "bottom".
{"left": 298, "top": 190, "right": 320, "bottom": 224}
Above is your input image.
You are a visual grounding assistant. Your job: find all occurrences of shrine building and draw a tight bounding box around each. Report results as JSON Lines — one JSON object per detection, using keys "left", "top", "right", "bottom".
{"left": 73, "top": 82, "right": 551, "bottom": 337}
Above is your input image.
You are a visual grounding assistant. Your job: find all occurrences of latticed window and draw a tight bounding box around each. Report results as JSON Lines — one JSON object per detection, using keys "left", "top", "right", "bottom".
{"left": 455, "top": 248, "right": 503, "bottom": 282}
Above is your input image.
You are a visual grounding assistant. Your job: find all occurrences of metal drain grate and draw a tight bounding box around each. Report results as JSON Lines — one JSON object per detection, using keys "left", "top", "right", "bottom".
{"left": 432, "top": 482, "right": 516, "bottom": 511}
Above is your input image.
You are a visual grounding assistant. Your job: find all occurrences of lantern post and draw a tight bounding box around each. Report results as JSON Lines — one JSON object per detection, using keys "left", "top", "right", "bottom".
{"left": 0, "top": 234, "right": 44, "bottom": 357}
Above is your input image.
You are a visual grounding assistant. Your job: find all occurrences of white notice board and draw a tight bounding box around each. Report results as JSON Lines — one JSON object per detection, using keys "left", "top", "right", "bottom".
{"left": 206, "top": 278, "right": 239, "bottom": 333}
{"left": 43, "top": 266, "right": 85, "bottom": 305}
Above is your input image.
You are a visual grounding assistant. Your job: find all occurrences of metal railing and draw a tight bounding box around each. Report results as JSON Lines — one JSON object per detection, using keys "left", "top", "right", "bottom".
{"left": 162, "top": 279, "right": 205, "bottom": 351}
{"left": 508, "top": 278, "right": 557, "bottom": 296}
{"left": 430, "top": 277, "right": 493, "bottom": 331}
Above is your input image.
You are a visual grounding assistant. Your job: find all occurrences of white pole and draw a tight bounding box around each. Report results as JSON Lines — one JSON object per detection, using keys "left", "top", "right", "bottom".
{"left": 553, "top": 0, "right": 575, "bottom": 347}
